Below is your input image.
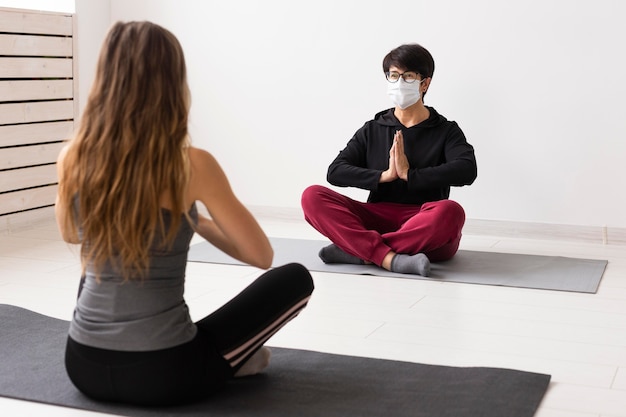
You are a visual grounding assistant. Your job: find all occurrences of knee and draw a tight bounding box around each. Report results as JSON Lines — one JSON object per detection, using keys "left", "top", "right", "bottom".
{"left": 425, "top": 200, "right": 466, "bottom": 229}
{"left": 440, "top": 200, "right": 465, "bottom": 221}
{"left": 278, "top": 263, "right": 315, "bottom": 296}
{"left": 291, "top": 262, "right": 314, "bottom": 292}
{"left": 301, "top": 185, "right": 328, "bottom": 212}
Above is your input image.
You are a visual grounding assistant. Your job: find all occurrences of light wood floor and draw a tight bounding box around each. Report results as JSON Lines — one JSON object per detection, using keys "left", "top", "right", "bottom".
{"left": 1, "top": 212, "right": 625, "bottom": 417}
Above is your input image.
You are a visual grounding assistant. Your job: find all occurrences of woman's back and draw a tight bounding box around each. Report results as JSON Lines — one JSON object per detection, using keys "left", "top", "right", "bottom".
{"left": 69, "top": 205, "right": 198, "bottom": 351}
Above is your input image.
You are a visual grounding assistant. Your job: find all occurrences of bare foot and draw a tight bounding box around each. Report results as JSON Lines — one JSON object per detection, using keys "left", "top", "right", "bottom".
{"left": 234, "top": 347, "right": 272, "bottom": 377}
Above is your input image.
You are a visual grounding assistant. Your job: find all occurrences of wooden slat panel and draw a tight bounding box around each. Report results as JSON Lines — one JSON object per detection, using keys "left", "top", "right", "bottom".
{"left": 0, "top": 34, "right": 72, "bottom": 56}
{"left": 0, "top": 100, "right": 73, "bottom": 125}
{"left": 2, "top": 205, "right": 55, "bottom": 229}
{"left": 0, "top": 9, "right": 72, "bottom": 36}
{"left": 0, "top": 142, "right": 65, "bottom": 170}
{"left": 0, "top": 184, "right": 57, "bottom": 215}
{"left": 0, "top": 8, "right": 73, "bottom": 220}
{"left": 72, "top": 13, "right": 79, "bottom": 125}
{"left": 0, "top": 79, "right": 73, "bottom": 102}
{"left": 0, "top": 121, "right": 73, "bottom": 147}
{"left": 0, "top": 57, "right": 73, "bottom": 78}
{"left": 0, "top": 164, "right": 57, "bottom": 193}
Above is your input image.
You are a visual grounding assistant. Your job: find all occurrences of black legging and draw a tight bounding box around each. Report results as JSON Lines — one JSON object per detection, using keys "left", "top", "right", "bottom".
{"left": 65, "top": 263, "right": 314, "bottom": 406}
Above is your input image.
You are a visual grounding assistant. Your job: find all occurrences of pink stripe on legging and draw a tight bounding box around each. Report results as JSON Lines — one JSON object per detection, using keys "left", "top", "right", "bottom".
{"left": 223, "top": 296, "right": 311, "bottom": 367}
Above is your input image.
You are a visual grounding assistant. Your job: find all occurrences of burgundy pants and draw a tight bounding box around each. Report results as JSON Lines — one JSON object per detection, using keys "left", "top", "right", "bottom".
{"left": 301, "top": 185, "right": 465, "bottom": 265}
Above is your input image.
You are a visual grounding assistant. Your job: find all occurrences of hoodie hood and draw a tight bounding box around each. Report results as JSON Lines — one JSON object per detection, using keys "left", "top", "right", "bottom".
{"left": 373, "top": 106, "right": 447, "bottom": 129}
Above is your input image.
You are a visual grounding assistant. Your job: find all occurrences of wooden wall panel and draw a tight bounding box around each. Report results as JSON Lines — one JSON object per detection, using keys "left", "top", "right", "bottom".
{"left": 0, "top": 9, "right": 72, "bottom": 36}
{"left": 0, "top": 33, "right": 72, "bottom": 56}
{"left": 0, "top": 7, "right": 74, "bottom": 218}
{"left": 0, "top": 142, "right": 66, "bottom": 170}
{"left": 0, "top": 165, "right": 58, "bottom": 193}
{"left": 0, "top": 185, "right": 58, "bottom": 215}
{"left": 0, "top": 101, "right": 74, "bottom": 125}
{"left": 0, "top": 121, "right": 74, "bottom": 147}
{"left": 0, "top": 80, "right": 73, "bottom": 102}
{"left": 0, "top": 57, "right": 73, "bottom": 78}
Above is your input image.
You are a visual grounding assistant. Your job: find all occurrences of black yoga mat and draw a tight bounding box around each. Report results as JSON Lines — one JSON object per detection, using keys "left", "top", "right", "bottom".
{"left": 0, "top": 304, "right": 551, "bottom": 417}
{"left": 188, "top": 237, "right": 607, "bottom": 293}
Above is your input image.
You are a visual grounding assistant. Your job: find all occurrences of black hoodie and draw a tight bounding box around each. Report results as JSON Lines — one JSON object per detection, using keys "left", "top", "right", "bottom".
{"left": 327, "top": 107, "right": 477, "bottom": 205}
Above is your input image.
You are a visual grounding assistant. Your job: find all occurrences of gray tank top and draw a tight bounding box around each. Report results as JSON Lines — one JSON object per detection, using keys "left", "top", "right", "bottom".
{"left": 69, "top": 204, "right": 199, "bottom": 351}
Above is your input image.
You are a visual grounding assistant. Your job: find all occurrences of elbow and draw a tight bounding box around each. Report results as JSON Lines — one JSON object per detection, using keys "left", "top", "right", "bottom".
{"left": 465, "top": 172, "right": 477, "bottom": 186}
{"left": 326, "top": 170, "right": 344, "bottom": 188}
{"left": 326, "top": 169, "right": 336, "bottom": 185}
{"left": 256, "top": 247, "right": 274, "bottom": 270}
{"left": 326, "top": 163, "right": 342, "bottom": 186}
{"left": 245, "top": 239, "right": 274, "bottom": 270}
{"left": 63, "top": 235, "right": 81, "bottom": 245}
{"left": 258, "top": 260, "right": 273, "bottom": 270}
{"left": 59, "top": 229, "right": 81, "bottom": 244}
{"left": 460, "top": 160, "right": 478, "bottom": 186}
{"left": 452, "top": 168, "right": 477, "bottom": 187}
{"left": 468, "top": 164, "right": 478, "bottom": 185}
{"left": 56, "top": 217, "right": 81, "bottom": 244}
{"left": 59, "top": 225, "right": 81, "bottom": 244}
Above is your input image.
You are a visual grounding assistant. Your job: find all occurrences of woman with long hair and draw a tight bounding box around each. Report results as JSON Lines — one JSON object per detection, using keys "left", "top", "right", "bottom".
{"left": 56, "top": 21, "right": 314, "bottom": 406}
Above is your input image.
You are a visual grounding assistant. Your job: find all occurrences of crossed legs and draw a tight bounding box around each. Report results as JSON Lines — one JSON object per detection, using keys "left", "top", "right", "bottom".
{"left": 301, "top": 185, "right": 465, "bottom": 276}
{"left": 196, "top": 262, "right": 314, "bottom": 375}
{"left": 65, "top": 263, "right": 314, "bottom": 406}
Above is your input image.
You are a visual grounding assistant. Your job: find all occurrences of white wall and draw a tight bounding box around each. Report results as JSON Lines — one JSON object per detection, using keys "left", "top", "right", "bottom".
{"left": 0, "top": 0, "right": 73, "bottom": 12}
{"left": 74, "top": 0, "right": 109, "bottom": 115}
{"left": 74, "top": 0, "right": 626, "bottom": 229}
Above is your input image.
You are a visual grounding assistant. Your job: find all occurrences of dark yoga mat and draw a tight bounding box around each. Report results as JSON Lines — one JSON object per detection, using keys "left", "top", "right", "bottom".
{"left": 0, "top": 304, "right": 551, "bottom": 417}
{"left": 188, "top": 237, "right": 607, "bottom": 293}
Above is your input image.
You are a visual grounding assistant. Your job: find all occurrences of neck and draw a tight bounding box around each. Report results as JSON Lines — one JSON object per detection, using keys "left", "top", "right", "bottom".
{"left": 394, "top": 103, "right": 430, "bottom": 128}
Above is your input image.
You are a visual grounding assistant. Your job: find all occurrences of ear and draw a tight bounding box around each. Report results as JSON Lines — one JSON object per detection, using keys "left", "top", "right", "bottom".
{"left": 421, "top": 77, "right": 432, "bottom": 94}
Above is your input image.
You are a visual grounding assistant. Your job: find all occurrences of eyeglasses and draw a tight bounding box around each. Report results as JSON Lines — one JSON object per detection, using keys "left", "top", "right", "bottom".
{"left": 385, "top": 71, "right": 421, "bottom": 83}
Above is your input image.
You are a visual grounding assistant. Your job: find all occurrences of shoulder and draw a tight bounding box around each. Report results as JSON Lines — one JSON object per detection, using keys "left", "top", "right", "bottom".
{"left": 56, "top": 142, "right": 75, "bottom": 182}
{"left": 424, "top": 107, "right": 465, "bottom": 132}
{"left": 187, "top": 146, "right": 227, "bottom": 187}
{"left": 426, "top": 107, "right": 461, "bottom": 126}
{"left": 372, "top": 108, "right": 396, "bottom": 125}
{"left": 353, "top": 109, "right": 396, "bottom": 136}
{"left": 188, "top": 146, "right": 212, "bottom": 161}
{"left": 56, "top": 142, "right": 72, "bottom": 165}
{"left": 188, "top": 146, "right": 220, "bottom": 171}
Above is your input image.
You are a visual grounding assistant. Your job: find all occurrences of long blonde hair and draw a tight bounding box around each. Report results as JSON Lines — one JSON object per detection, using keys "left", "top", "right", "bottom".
{"left": 60, "top": 21, "right": 191, "bottom": 279}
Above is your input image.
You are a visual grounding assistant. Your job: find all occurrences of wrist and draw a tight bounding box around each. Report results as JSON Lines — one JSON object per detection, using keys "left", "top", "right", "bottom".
{"left": 380, "top": 170, "right": 395, "bottom": 183}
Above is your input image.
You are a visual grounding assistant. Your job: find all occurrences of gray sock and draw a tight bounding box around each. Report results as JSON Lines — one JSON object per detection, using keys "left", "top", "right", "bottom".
{"left": 318, "top": 244, "right": 364, "bottom": 265}
{"left": 390, "top": 253, "right": 431, "bottom": 277}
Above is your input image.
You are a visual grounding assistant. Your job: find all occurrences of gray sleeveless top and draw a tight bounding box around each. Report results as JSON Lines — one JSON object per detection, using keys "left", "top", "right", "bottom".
{"left": 69, "top": 204, "right": 198, "bottom": 351}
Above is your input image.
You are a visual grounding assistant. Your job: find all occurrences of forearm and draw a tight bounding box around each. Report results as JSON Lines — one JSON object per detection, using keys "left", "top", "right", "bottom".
{"left": 328, "top": 163, "right": 382, "bottom": 191}
{"left": 194, "top": 214, "right": 233, "bottom": 254}
{"left": 407, "top": 159, "right": 477, "bottom": 189}
{"left": 194, "top": 213, "right": 273, "bottom": 269}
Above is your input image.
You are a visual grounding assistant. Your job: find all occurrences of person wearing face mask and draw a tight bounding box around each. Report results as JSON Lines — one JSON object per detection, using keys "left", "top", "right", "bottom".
{"left": 301, "top": 43, "right": 477, "bottom": 277}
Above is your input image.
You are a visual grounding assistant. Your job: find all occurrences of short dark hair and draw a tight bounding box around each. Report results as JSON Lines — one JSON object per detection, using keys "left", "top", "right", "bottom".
{"left": 382, "top": 44, "right": 435, "bottom": 79}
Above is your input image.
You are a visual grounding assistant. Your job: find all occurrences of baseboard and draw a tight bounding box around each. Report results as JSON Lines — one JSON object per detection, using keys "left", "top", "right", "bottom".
{"left": 464, "top": 218, "right": 626, "bottom": 246}
{"left": 4, "top": 204, "right": 625, "bottom": 246}
{"left": 247, "top": 205, "right": 626, "bottom": 246}
{"left": 248, "top": 205, "right": 304, "bottom": 223}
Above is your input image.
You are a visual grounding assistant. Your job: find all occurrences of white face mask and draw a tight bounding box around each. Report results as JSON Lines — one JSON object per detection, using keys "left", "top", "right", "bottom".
{"left": 387, "top": 79, "right": 423, "bottom": 109}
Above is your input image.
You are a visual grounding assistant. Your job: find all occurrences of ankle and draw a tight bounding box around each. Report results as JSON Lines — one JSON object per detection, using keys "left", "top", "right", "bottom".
{"left": 234, "top": 347, "right": 272, "bottom": 378}
{"left": 382, "top": 251, "right": 396, "bottom": 270}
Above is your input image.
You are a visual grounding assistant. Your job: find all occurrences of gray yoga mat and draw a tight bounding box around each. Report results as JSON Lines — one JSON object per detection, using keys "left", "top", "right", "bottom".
{"left": 0, "top": 304, "right": 550, "bottom": 417}
{"left": 188, "top": 237, "right": 607, "bottom": 293}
